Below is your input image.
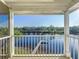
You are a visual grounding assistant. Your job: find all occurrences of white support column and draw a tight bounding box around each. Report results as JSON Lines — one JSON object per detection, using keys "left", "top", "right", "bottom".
{"left": 64, "top": 11, "right": 70, "bottom": 57}
{"left": 8, "top": 9, "right": 14, "bottom": 58}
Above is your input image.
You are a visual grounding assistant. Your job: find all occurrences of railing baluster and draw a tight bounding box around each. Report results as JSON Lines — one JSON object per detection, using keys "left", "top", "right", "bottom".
{"left": 31, "top": 36, "right": 32, "bottom": 54}
{"left": 58, "top": 39, "right": 60, "bottom": 54}
{"left": 76, "top": 39, "right": 78, "bottom": 59}
{"left": 3, "top": 39, "right": 6, "bottom": 54}
{"left": 2, "top": 39, "right": 3, "bottom": 54}
{"left": 71, "top": 37, "right": 72, "bottom": 58}
{"left": 18, "top": 37, "right": 19, "bottom": 54}
{"left": 26, "top": 37, "right": 27, "bottom": 54}
{"left": 61, "top": 36, "right": 62, "bottom": 54}
{"left": 50, "top": 35, "right": 51, "bottom": 54}
{"left": 14, "top": 37, "right": 15, "bottom": 54}
{"left": 0, "top": 40, "right": 1, "bottom": 54}
{"left": 48, "top": 36, "right": 49, "bottom": 54}
{"left": 59, "top": 38, "right": 60, "bottom": 54}
{"left": 17, "top": 37, "right": 18, "bottom": 54}
{"left": 69, "top": 36, "right": 71, "bottom": 57}
{"left": 30, "top": 36, "right": 31, "bottom": 54}
{"left": 57, "top": 36, "right": 59, "bottom": 54}
{"left": 40, "top": 35, "right": 41, "bottom": 54}
{"left": 22, "top": 37, "right": 23, "bottom": 54}
{"left": 56, "top": 37, "right": 57, "bottom": 54}
{"left": 21, "top": 37, "right": 24, "bottom": 54}
{"left": 73, "top": 38, "right": 75, "bottom": 59}
{"left": 33, "top": 36, "right": 35, "bottom": 54}
{"left": 55, "top": 38, "right": 56, "bottom": 54}
{"left": 55, "top": 37, "right": 56, "bottom": 54}
{"left": 61, "top": 38, "right": 62, "bottom": 54}
{"left": 52, "top": 36, "right": 53, "bottom": 54}
{"left": 20, "top": 37, "right": 21, "bottom": 54}
{"left": 27, "top": 37, "right": 30, "bottom": 54}
{"left": 6, "top": 38, "right": 8, "bottom": 54}
{"left": 28, "top": 37, "right": 29, "bottom": 54}
{"left": 37, "top": 36, "right": 38, "bottom": 54}
{"left": 46, "top": 36, "right": 47, "bottom": 54}
{"left": 43, "top": 36, "right": 44, "bottom": 54}
{"left": 38, "top": 36, "right": 39, "bottom": 54}
{"left": 15, "top": 37, "right": 16, "bottom": 54}
{"left": 62, "top": 41, "right": 63, "bottom": 54}
{"left": 5, "top": 39, "right": 6, "bottom": 54}
{"left": 24, "top": 37, "right": 25, "bottom": 54}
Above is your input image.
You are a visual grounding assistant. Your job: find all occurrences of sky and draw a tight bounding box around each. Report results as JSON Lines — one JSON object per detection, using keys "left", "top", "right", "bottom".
{"left": 14, "top": 15, "right": 64, "bottom": 27}
{"left": 14, "top": 9, "right": 79, "bottom": 27}
{"left": 0, "top": 15, "right": 8, "bottom": 27}
{"left": 0, "top": 9, "right": 79, "bottom": 27}
{"left": 69, "top": 9, "right": 79, "bottom": 26}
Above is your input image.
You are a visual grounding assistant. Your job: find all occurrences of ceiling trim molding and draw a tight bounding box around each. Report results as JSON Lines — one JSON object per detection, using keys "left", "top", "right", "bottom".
{"left": 0, "top": 0, "right": 9, "bottom": 8}
{"left": 68, "top": 2, "right": 79, "bottom": 13}
{"left": 65, "top": 0, "right": 79, "bottom": 13}
{"left": 14, "top": 11, "right": 64, "bottom": 15}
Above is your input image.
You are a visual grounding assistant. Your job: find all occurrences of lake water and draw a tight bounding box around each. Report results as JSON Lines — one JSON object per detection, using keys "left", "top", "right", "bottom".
{"left": 15, "top": 35, "right": 78, "bottom": 59}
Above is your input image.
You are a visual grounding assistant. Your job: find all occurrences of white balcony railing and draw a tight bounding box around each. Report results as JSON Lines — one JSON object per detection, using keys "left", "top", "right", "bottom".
{"left": 69, "top": 35, "right": 79, "bottom": 59}
{"left": 14, "top": 35, "right": 79, "bottom": 59}
{"left": 0, "top": 35, "right": 79, "bottom": 59}
{"left": 14, "top": 35, "right": 64, "bottom": 55}
{"left": 0, "top": 36, "right": 11, "bottom": 56}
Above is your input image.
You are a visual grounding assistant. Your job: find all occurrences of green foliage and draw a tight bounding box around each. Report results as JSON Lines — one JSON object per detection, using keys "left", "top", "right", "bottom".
{"left": 0, "top": 28, "right": 9, "bottom": 37}
{"left": 0, "top": 26, "right": 79, "bottom": 36}
{"left": 14, "top": 26, "right": 79, "bottom": 35}
{"left": 14, "top": 28, "right": 23, "bottom": 35}
{"left": 14, "top": 26, "right": 64, "bottom": 35}
{"left": 70, "top": 26, "right": 79, "bottom": 35}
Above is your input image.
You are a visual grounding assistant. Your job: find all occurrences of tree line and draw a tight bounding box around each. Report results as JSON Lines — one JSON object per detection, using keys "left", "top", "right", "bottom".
{"left": 0, "top": 26, "right": 79, "bottom": 37}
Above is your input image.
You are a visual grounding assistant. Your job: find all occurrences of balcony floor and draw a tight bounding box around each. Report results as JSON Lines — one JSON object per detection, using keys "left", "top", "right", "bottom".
{"left": 8, "top": 56, "right": 70, "bottom": 59}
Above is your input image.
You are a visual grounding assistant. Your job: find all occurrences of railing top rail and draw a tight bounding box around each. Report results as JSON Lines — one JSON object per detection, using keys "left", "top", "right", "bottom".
{"left": 14, "top": 35, "right": 64, "bottom": 37}
{"left": 0, "top": 36, "right": 11, "bottom": 40}
{"left": 69, "top": 35, "right": 79, "bottom": 39}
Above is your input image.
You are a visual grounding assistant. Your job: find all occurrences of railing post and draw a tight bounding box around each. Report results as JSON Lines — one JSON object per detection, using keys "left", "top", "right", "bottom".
{"left": 8, "top": 9, "right": 14, "bottom": 58}
{"left": 64, "top": 11, "right": 71, "bottom": 58}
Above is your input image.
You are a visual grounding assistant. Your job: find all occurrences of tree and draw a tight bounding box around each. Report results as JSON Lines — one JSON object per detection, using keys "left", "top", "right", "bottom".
{"left": 14, "top": 28, "right": 23, "bottom": 35}
{"left": 0, "top": 28, "right": 9, "bottom": 37}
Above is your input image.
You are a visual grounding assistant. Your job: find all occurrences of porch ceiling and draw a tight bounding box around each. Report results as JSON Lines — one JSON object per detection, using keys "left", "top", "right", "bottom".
{"left": 3, "top": 0, "right": 79, "bottom": 14}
